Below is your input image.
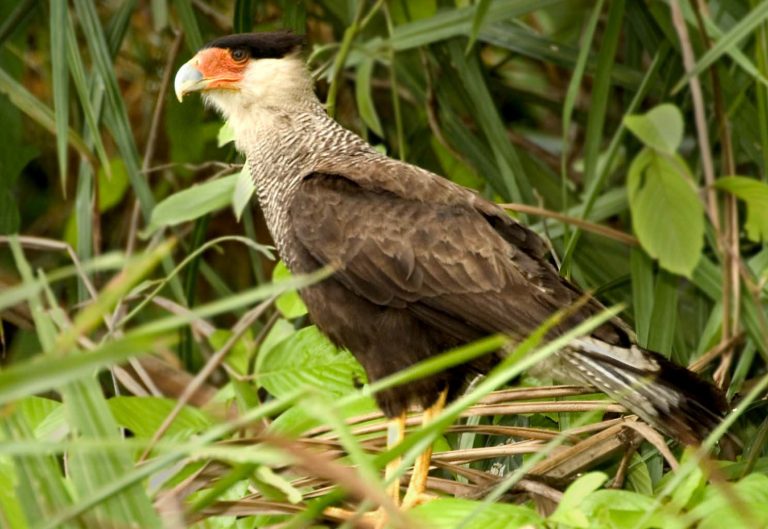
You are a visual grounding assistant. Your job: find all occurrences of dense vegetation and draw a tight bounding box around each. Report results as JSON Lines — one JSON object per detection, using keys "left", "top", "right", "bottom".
{"left": 1, "top": 1, "right": 768, "bottom": 528}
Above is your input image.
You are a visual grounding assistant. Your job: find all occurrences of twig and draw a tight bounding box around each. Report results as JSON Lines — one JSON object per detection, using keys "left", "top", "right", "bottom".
{"left": 139, "top": 296, "right": 276, "bottom": 461}
{"left": 144, "top": 32, "right": 184, "bottom": 172}
{"left": 622, "top": 421, "right": 679, "bottom": 470}
{"left": 669, "top": 1, "right": 719, "bottom": 232}
{"left": 691, "top": 0, "right": 741, "bottom": 388}
{"left": 689, "top": 332, "right": 743, "bottom": 373}
{"left": 499, "top": 203, "right": 638, "bottom": 246}
{"left": 142, "top": 161, "right": 242, "bottom": 174}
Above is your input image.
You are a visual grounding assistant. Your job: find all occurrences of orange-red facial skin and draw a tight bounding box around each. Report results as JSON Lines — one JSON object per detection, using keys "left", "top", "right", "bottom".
{"left": 195, "top": 48, "right": 248, "bottom": 90}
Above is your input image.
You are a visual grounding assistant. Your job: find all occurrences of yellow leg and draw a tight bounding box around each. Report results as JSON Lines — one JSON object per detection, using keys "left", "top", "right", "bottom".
{"left": 374, "top": 412, "right": 408, "bottom": 529}
{"left": 402, "top": 389, "right": 447, "bottom": 509}
{"left": 385, "top": 411, "right": 407, "bottom": 505}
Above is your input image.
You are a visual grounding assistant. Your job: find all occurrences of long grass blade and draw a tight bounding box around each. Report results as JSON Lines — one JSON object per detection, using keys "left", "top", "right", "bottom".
{"left": 49, "top": 0, "right": 69, "bottom": 194}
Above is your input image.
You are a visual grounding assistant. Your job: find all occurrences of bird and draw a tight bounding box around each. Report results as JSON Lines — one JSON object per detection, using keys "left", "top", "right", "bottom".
{"left": 174, "top": 31, "right": 728, "bottom": 508}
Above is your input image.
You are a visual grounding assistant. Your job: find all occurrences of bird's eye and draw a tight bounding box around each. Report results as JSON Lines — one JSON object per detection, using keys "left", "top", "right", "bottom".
{"left": 230, "top": 48, "right": 248, "bottom": 62}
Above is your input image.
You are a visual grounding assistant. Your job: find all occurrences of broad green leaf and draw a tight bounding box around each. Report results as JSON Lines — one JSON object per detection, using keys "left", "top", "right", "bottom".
{"left": 272, "top": 261, "right": 308, "bottom": 319}
{"left": 269, "top": 392, "right": 378, "bottom": 436}
{"left": 549, "top": 471, "right": 608, "bottom": 527}
{"left": 98, "top": 158, "right": 130, "bottom": 212}
{"left": 355, "top": 56, "right": 384, "bottom": 137}
{"left": 625, "top": 452, "right": 653, "bottom": 495}
{"left": 410, "top": 498, "right": 542, "bottom": 529}
{"left": 627, "top": 149, "right": 704, "bottom": 277}
{"left": 108, "top": 396, "right": 212, "bottom": 438}
{"left": 145, "top": 174, "right": 237, "bottom": 234}
{"left": 209, "top": 328, "right": 255, "bottom": 375}
{"left": 13, "top": 396, "right": 61, "bottom": 431}
{"left": 664, "top": 449, "right": 706, "bottom": 512}
{"left": 256, "top": 325, "right": 366, "bottom": 399}
{"left": 624, "top": 104, "right": 684, "bottom": 154}
{"left": 580, "top": 489, "right": 683, "bottom": 529}
{"left": 690, "top": 474, "right": 768, "bottom": 529}
{"left": 217, "top": 121, "right": 235, "bottom": 147}
{"left": 232, "top": 164, "right": 255, "bottom": 221}
{"left": 715, "top": 176, "right": 768, "bottom": 242}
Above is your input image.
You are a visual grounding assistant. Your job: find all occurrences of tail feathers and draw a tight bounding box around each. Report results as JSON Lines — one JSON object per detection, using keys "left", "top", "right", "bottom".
{"left": 565, "top": 338, "right": 728, "bottom": 445}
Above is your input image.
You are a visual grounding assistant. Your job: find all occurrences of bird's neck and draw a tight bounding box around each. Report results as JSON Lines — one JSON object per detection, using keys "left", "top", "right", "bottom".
{"left": 236, "top": 104, "right": 372, "bottom": 267}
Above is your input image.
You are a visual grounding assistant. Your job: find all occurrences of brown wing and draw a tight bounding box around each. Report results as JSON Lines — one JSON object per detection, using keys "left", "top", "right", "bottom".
{"left": 289, "top": 166, "right": 621, "bottom": 344}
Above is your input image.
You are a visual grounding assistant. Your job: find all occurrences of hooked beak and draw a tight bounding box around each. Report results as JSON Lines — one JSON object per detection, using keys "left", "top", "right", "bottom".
{"left": 174, "top": 59, "right": 207, "bottom": 102}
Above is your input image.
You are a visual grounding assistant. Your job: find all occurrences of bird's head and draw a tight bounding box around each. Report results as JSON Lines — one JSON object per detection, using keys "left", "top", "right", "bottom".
{"left": 174, "top": 31, "right": 310, "bottom": 120}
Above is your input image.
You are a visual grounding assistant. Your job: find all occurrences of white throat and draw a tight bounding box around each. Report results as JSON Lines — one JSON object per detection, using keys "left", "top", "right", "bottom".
{"left": 202, "top": 54, "right": 321, "bottom": 151}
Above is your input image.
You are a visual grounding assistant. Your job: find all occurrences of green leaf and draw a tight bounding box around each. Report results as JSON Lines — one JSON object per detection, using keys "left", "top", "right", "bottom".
{"left": 217, "top": 121, "right": 235, "bottom": 147}
{"left": 410, "top": 498, "right": 542, "bottom": 529}
{"left": 209, "top": 327, "right": 255, "bottom": 375}
{"left": 355, "top": 56, "right": 384, "bottom": 137}
{"left": 627, "top": 149, "right": 704, "bottom": 277}
{"left": 549, "top": 471, "right": 608, "bottom": 527}
{"left": 272, "top": 261, "right": 308, "bottom": 319}
{"left": 232, "top": 165, "right": 255, "bottom": 221}
{"left": 624, "top": 104, "right": 684, "bottom": 154}
{"left": 256, "top": 325, "right": 365, "bottom": 399}
{"left": 11, "top": 396, "right": 62, "bottom": 431}
{"left": 625, "top": 452, "right": 653, "bottom": 495}
{"left": 97, "top": 159, "right": 130, "bottom": 212}
{"left": 108, "top": 396, "right": 212, "bottom": 438}
{"left": 145, "top": 174, "right": 237, "bottom": 235}
{"left": 715, "top": 176, "right": 768, "bottom": 242}
{"left": 690, "top": 474, "right": 768, "bottom": 529}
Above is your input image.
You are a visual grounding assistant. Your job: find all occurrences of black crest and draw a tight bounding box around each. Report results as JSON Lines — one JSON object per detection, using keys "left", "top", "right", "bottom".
{"left": 203, "top": 31, "right": 304, "bottom": 59}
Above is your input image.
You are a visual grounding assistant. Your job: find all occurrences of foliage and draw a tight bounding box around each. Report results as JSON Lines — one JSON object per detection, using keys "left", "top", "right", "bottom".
{"left": 0, "top": 1, "right": 767, "bottom": 528}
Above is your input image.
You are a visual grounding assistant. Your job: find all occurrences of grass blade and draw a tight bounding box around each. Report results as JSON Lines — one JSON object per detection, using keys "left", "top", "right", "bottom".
{"left": 465, "top": 0, "right": 491, "bottom": 53}
{"left": 49, "top": 0, "right": 69, "bottom": 194}
{"left": 175, "top": 0, "right": 204, "bottom": 52}
{"left": 72, "top": 0, "right": 155, "bottom": 220}
{"left": 0, "top": 67, "right": 93, "bottom": 163}
{"left": 672, "top": 0, "right": 768, "bottom": 94}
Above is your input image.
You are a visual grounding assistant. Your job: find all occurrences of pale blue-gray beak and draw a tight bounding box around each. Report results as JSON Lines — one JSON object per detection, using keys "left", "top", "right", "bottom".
{"left": 174, "top": 60, "right": 206, "bottom": 102}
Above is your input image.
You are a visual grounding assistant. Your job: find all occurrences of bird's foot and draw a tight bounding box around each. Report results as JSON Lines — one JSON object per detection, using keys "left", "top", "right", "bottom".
{"left": 323, "top": 506, "right": 378, "bottom": 528}
{"left": 401, "top": 490, "right": 437, "bottom": 509}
